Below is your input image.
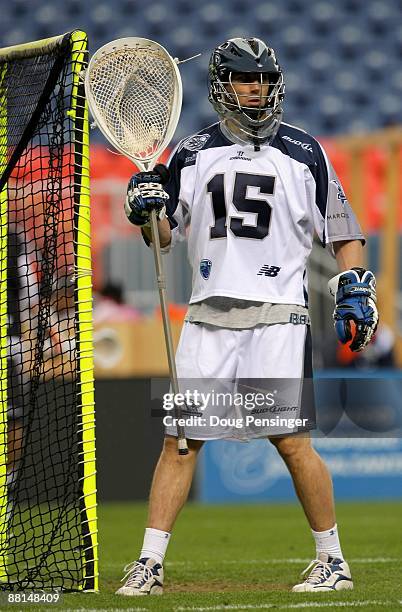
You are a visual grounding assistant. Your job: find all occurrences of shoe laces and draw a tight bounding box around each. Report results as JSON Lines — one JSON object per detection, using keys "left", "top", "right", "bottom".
{"left": 121, "top": 560, "right": 153, "bottom": 587}
{"left": 300, "top": 558, "right": 333, "bottom": 585}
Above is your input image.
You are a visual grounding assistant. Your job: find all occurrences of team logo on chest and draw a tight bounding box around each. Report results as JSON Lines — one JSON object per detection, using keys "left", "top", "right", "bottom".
{"left": 200, "top": 259, "right": 212, "bottom": 280}
{"left": 180, "top": 133, "right": 211, "bottom": 152}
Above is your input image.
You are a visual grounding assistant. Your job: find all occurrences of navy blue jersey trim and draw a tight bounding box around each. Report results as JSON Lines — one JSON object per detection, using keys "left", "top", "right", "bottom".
{"left": 272, "top": 123, "right": 329, "bottom": 234}
{"left": 302, "top": 269, "right": 309, "bottom": 307}
{"left": 300, "top": 326, "right": 316, "bottom": 430}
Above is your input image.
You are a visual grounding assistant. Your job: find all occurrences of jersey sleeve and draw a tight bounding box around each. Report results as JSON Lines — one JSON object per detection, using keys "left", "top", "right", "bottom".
{"left": 162, "top": 142, "right": 190, "bottom": 252}
{"left": 310, "top": 140, "right": 365, "bottom": 252}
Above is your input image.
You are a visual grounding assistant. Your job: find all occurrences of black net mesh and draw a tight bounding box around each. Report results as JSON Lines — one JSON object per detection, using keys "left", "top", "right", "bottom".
{"left": 0, "top": 32, "right": 95, "bottom": 591}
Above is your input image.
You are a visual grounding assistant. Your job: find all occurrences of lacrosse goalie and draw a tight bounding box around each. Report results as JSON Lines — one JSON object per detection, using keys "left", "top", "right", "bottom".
{"left": 118, "top": 37, "right": 378, "bottom": 594}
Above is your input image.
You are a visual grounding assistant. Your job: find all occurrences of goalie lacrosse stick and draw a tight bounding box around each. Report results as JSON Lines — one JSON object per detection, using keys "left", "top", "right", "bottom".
{"left": 84, "top": 37, "right": 188, "bottom": 454}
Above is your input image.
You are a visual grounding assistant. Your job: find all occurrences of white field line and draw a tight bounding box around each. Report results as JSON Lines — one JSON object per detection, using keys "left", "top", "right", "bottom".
{"left": 59, "top": 609, "right": 147, "bottom": 612}
{"left": 60, "top": 609, "right": 148, "bottom": 612}
{"left": 59, "top": 602, "right": 402, "bottom": 612}
{"left": 165, "top": 557, "right": 398, "bottom": 566}
{"left": 107, "top": 557, "right": 398, "bottom": 569}
{"left": 175, "top": 601, "right": 402, "bottom": 611}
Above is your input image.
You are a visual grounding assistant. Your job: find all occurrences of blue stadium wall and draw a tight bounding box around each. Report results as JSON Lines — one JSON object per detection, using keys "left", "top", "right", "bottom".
{"left": 198, "top": 371, "right": 402, "bottom": 502}
{"left": 93, "top": 373, "right": 402, "bottom": 502}
{"left": 2, "top": 0, "right": 402, "bottom": 141}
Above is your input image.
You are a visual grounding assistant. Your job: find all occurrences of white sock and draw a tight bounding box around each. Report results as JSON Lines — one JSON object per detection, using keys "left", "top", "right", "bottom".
{"left": 311, "top": 523, "right": 344, "bottom": 560}
{"left": 140, "top": 528, "right": 171, "bottom": 565}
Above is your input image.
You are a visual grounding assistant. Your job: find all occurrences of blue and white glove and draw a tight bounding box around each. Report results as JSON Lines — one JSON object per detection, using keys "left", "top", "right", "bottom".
{"left": 124, "top": 165, "right": 170, "bottom": 226}
{"left": 328, "top": 267, "right": 379, "bottom": 352}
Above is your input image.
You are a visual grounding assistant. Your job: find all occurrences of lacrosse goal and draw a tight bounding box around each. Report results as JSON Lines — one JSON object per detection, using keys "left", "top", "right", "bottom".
{"left": 0, "top": 30, "right": 97, "bottom": 591}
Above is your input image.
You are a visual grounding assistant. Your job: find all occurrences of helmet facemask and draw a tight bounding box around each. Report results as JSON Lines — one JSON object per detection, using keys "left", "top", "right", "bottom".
{"left": 208, "top": 38, "right": 285, "bottom": 144}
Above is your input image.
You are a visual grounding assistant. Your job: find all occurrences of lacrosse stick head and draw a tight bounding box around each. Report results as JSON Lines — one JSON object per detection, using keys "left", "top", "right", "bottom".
{"left": 84, "top": 37, "right": 182, "bottom": 170}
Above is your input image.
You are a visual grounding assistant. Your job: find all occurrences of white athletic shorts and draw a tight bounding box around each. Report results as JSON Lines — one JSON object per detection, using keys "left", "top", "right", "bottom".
{"left": 164, "top": 322, "right": 316, "bottom": 441}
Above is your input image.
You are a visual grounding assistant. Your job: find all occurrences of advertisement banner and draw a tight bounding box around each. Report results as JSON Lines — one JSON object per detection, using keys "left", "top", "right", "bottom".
{"left": 198, "top": 437, "right": 402, "bottom": 503}
{"left": 197, "top": 372, "right": 402, "bottom": 502}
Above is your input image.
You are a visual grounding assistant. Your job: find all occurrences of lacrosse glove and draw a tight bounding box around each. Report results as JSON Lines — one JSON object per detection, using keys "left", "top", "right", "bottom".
{"left": 328, "top": 267, "right": 378, "bottom": 352}
{"left": 124, "top": 164, "right": 170, "bottom": 226}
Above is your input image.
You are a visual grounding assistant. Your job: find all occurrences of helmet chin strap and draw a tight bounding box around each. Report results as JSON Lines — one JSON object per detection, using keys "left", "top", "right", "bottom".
{"left": 221, "top": 118, "right": 254, "bottom": 145}
{"left": 221, "top": 114, "right": 278, "bottom": 148}
{"left": 251, "top": 127, "right": 261, "bottom": 152}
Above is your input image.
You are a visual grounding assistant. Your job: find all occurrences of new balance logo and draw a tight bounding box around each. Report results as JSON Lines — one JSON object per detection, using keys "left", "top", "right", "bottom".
{"left": 257, "top": 265, "right": 281, "bottom": 277}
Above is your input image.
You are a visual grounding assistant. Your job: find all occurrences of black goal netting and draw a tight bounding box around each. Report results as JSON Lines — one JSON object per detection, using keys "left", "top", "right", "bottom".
{"left": 0, "top": 31, "right": 97, "bottom": 591}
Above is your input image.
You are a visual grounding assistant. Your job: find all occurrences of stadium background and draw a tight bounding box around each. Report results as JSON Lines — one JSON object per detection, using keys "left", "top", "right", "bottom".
{"left": 75, "top": 0, "right": 401, "bottom": 504}
{"left": 3, "top": 0, "right": 402, "bottom": 591}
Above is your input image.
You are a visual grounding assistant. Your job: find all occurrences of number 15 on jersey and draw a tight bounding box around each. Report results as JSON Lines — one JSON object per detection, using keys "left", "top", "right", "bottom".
{"left": 207, "top": 172, "right": 276, "bottom": 240}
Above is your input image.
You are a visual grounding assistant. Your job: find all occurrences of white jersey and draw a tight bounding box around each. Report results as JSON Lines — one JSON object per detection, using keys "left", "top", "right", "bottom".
{"left": 163, "top": 121, "right": 364, "bottom": 307}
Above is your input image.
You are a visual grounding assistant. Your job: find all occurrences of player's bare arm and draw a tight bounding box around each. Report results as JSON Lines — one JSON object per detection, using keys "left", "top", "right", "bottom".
{"left": 333, "top": 238, "right": 364, "bottom": 271}
{"left": 141, "top": 217, "right": 171, "bottom": 249}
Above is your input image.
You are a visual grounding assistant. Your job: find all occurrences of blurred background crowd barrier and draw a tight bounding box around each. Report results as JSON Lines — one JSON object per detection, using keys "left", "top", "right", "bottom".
{"left": 4, "top": 0, "right": 402, "bottom": 502}
{"left": 5, "top": 0, "right": 401, "bottom": 370}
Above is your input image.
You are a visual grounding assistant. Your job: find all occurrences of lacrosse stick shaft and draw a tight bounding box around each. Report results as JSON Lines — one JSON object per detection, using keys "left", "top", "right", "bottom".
{"left": 149, "top": 209, "right": 188, "bottom": 455}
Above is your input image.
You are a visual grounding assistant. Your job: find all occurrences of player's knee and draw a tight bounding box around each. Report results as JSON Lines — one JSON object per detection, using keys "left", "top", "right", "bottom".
{"left": 269, "top": 434, "right": 311, "bottom": 460}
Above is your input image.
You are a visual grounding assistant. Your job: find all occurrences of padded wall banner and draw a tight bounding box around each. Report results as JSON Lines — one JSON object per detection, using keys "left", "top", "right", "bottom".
{"left": 198, "top": 371, "right": 402, "bottom": 502}
{"left": 198, "top": 438, "right": 402, "bottom": 503}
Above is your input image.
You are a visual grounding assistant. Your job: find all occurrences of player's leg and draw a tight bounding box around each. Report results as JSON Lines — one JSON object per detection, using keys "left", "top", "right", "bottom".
{"left": 116, "top": 435, "right": 203, "bottom": 597}
{"left": 270, "top": 433, "right": 352, "bottom": 591}
{"left": 237, "top": 323, "right": 352, "bottom": 592}
{"left": 270, "top": 433, "right": 335, "bottom": 531}
{"left": 147, "top": 434, "right": 203, "bottom": 533}
{"left": 116, "top": 323, "right": 237, "bottom": 596}
{"left": 154, "top": 323, "right": 237, "bottom": 532}
{"left": 259, "top": 321, "right": 351, "bottom": 591}
{"left": 239, "top": 323, "right": 336, "bottom": 531}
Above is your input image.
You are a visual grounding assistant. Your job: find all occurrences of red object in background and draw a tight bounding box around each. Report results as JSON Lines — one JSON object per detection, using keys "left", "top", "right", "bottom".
{"left": 10, "top": 140, "right": 401, "bottom": 291}
{"left": 9, "top": 147, "right": 76, "bottom": 278}
{"left": 336, "top": 321, "right": 358, "bottom": 366}
{"left": 337, "top": 341, "right": 358, "bottom": 366}
{"left": 319, "top": 138, "right": 402, "bottom": 233}
{"left": 90, "top": 139, "right": 402, "bottom": 289}
{"left": 8, "top": 144, "right": 172, "bottom": 291}
{"left": 90, "top": 144, "right": 171, "bottom": 179}
{"left": 90, "top": 145, "right": 172, "bottom": 289}
{"left": 319, "top": 138, "right": 351, "bottom": 196}
{"left": 154, "top": 303, "right": 187, "bottom": 322}
{"left": 362, "top": 146, "right": 388, "bottom": 232}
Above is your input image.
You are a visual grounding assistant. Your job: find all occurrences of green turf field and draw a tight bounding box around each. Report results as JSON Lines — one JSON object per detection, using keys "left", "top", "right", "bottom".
{"left": 5, "top": 501, "right": 402, "bottom": 611}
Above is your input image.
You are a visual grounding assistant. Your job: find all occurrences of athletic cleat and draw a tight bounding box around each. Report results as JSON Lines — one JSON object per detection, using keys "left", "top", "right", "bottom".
{"left": 292, "top": 552, "right": 353, "bottom": 592}
{"left": 115, "top": 557, "right": 164, "bottom": 596}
